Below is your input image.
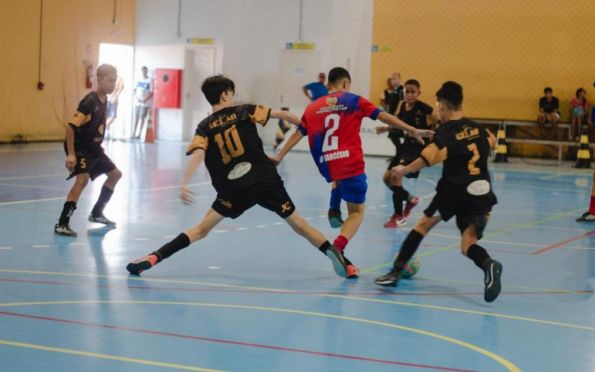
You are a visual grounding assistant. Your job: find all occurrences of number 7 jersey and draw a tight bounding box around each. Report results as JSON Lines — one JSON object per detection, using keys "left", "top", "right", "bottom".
{"left": 186, "top": 104, "right": 277, "bottom": 193}
{"left": 299, "top": 92, "right": 381, "bottom": 182}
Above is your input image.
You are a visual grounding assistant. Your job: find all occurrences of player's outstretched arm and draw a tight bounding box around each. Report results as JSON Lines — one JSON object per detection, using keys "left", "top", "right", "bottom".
{"left": 392, "top": 157, "right": 427, "bottom": 178}
{"left": 270, "top": 110, "right": 301, "bottom": 125}
{"left": 271, "top": 128, "right": 304, "bottom": 165}
{"left": 180, "top": 149, "right": 205, "bottom": 205}
{"left": 377, "top": 111, "right": 434, "bottom": 144}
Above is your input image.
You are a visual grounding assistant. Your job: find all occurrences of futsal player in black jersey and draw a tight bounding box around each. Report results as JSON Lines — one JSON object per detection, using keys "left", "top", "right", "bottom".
{"left": 376, "top": 79, "right": 439, "bottom": 228}
{"left": 54, "top": 64, "right": 122, "bottom": 237}
{"left": 375, "top": 81, "right": 503, "bottom": 303}
{"left": 127, "top": 75, "right": 353, "bottom": 278}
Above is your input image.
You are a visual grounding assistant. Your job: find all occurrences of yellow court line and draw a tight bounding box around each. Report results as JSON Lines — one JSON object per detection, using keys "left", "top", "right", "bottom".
{"left": 360, "top": 207, "right": 585, "bottom": 274}
{"left": 1, "top": 268, "right": 593, "bottom": 334}
{"left": 0, "top": 300, "right": 521, "bottom": 372}
{"left": 0, "top": 339, "right": 224, "bottom": 372}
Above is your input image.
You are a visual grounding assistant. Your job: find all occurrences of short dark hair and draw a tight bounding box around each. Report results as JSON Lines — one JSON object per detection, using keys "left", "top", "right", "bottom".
{"left": 544, "top": 87, "right": 553, "bottom": 94}
{"left": 576, "top": 88, "right": 585, "bottom": 98}
{"left": 436, "top": 81, "right": 463, "bottom": 110}
{"left": 201, "top": 75, "right": 235, "bottom": 105}
{"left": 328, "top": 67, "right": 351, "bottom": 86}
{"left": 404, "top": 79, "right": 420, "bottom": 89}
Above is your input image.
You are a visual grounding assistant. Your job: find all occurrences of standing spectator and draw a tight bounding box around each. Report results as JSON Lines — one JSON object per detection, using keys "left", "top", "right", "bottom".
{"left": 570, "top": 88, "right": 590, "bottom": 141}
{"left": 132, "top": 66, "right": 153, "bottom": 139}
{"left": 105, "top": 75, "right": 124, "bottom": 140}
{"left": 302, "top": 72, "right": 328, "bottom": 102}
{"left": 537, "top": 87, "right": 559, "bottom": 139}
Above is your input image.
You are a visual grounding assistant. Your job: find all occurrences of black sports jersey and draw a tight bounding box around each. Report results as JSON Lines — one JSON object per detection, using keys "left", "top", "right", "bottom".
{"left": 186, "top": 104, "right": 278, "bottom": 193}
{"left": 66, "top": 92, "right": 107, "bottom": 155}
{"left": 420, "top": 118, "right": 497, "bottom": 207}
{"left": 398, "top": 100, "right": 434, "bottom": 150}
{"left": 539, "top": 96, "right": 559, "bottom": 114}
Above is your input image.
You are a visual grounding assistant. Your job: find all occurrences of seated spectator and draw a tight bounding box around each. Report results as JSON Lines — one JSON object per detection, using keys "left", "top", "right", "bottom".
{"left": 302, "top": 73, "right": 328, "bottom": 101}
{"left": 570, "top": 88, "right": 591, "bottom": 141}
{"left": 537, "top": 87, "right": 559, "bottom": 139}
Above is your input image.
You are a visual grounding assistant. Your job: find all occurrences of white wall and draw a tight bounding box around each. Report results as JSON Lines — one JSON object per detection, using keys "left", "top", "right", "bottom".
{"left": 135, "top": 0, "right": 373, "bottom": 144}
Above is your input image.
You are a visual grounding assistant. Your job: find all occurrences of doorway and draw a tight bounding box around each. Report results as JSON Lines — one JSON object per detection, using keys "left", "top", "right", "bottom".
{"left": 98, "top": 43, "right": 134, "bottom": 140}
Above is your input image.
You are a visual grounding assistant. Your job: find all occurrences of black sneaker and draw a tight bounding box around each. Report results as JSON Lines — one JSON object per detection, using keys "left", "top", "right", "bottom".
{"left": 576, "top": 212, "right": 595, "bottom": 222}
{"left": 88, "top": 213, "right": 116, "bottom": 226}
{"left": 126, "top": 254, "right": 159, "bottom": 275}
{"left": 484, "top": 260, "right": 503, "bottom": 303}
{"left": 328, "top": 209, "right": 344, "bottom": 229}
{"left": 54, "top": 223, "right": 77, "bottom": 237}
{"left": 325, "top": 245, "right": 348, "bottom": 277}
{"left": 375, "top": 266, "right": 402, "bottom": 287}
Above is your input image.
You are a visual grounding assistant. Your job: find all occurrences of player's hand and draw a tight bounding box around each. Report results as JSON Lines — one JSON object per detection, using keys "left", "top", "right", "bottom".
{"left": 375, "top": 126, "right": 388, "bottom": 135}
{"left": 269, "top": 155, "right": 281, "bottom": 166}
{"left": 391, "top": 165, "right": 408, "bottom": 178}
{"left": 411, "top": 129, "right": 434, "bottom": 144}
{"left": 180, "top": 185, "right": 195, "bottom": 205}
{"left": 65, "top": 155, "right": 76, "bottom": 173}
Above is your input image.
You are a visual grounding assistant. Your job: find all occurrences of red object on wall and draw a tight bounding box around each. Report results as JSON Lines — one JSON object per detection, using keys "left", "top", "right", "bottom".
{"left": 154, "top": 69, "right": 182, "bottom": 108}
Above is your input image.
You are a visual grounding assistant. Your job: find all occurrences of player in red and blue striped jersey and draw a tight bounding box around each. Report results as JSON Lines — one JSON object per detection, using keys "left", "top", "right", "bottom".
{"left": 273, "top": 67, "right": 433, "bottom": 277}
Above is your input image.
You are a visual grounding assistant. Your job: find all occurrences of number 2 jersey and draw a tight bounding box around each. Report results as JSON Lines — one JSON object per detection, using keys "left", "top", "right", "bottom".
{"left": 420, "top": 118, "right": 498, "bottom": 212}
{"left": 299, "top": 92, "right": 381, "bottom": 182}
{"left": 186, "top": 104, "right": 278, "bottom": 193}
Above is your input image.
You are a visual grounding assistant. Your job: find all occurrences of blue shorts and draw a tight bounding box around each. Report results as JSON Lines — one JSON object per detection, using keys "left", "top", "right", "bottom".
{"left": 335, "top": 174, "right": 367, "bottom": 204}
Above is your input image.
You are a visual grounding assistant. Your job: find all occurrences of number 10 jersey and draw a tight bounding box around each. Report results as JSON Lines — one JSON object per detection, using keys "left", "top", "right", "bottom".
{"left": 299, "top": 92, "right": 381, "bottom": 182}
{"left": 186, "top": 104, "right": 278, "bottom": 193}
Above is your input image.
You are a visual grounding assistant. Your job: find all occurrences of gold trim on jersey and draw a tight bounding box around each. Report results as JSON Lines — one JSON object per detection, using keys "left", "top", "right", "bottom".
{"left": 250, "top": 105, "right": 270, "bottom": 126}
{"left": 421, "top": 143, "right": 448, "bottom": 166}
{"left": 69, "top": 111, "right": 91, "bottom": 127}
{"left": 186, "top": 135, "right": 208, "bottom": 155}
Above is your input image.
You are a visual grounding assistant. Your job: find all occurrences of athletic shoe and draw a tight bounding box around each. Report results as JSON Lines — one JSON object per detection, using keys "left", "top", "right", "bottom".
{"left": 576, "top": 212, "right": 595, "bottom": 222}
{"left": 403, "top": 196, "right": 420, "bottom": 218}
{"left": 484, "top": 260, "right": 503, "bottom": 303}
{"left": 328, "top": 209, "right": 344, "bottom": 228}
{"left": 54, "top": 223, "right": 77, "bottom": 237}
{"left": 375, "top": 266, "right": 403, "bottom": 287}
{"left": 325, "top": 245, "right": 348, "bottom": 277}
{"left": 126, "top": 254, "right": 159, "bottom": 275}
{"left": 342, "top": 254, "right": 360, "bottom": 279}
{"left": 383, "top": 214, "right": 406, "bottom": 228}
{"left": 88, "top": 213, "right": 116, "bottom": 226}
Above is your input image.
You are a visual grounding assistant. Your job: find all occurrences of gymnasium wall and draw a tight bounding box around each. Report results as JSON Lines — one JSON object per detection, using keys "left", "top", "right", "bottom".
{"left": 0, "top": 0, "right": 135, "bottom": 143}
{"left": 135, "top": 0, "right": 373, "bottom": 109}
{"left": 371, "top": 0, "right": 595, "bottom": 121}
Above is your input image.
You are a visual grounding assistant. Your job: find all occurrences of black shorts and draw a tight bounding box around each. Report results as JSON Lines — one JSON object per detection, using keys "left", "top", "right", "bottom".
{"left": 387, "top": 146, "right": 423, "bottom": 179}
{"left": 423, "top": 192, "right": 493, "bottom": 239}
{"left": 66, "top": 151, "right": 117, "bottom": 181}
{"left": 212, "top": 177, "right": 296, "bottom": 219}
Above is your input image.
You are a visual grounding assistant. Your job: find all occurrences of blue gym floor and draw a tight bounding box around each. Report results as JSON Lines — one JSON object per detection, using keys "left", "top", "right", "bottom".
{"left": 1, "top": 141, "right": 594, "bottom": 371}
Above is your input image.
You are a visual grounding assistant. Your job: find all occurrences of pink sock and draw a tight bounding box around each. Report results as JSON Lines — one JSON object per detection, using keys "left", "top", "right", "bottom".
{"left": 333, "top": 235, "right": 348, "bottom": 252}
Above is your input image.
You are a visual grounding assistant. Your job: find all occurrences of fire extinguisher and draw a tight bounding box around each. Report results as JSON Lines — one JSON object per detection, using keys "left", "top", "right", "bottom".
{"left": 84, "top": 61, "right": 93, "bottom": 89}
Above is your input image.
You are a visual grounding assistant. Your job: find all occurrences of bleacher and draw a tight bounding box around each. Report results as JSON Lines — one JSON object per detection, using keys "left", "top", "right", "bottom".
{"left": 470, "top": 118, "right": 594, "bottom": 163}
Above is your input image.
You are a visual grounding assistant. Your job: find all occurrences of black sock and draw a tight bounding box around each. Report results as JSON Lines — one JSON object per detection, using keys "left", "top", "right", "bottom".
{"left": 318, "top": 241, "right": 331, "bottom": 254}
{"left": 58, "top": 201, "right": 77, "bottom": 225}
{"left": 466, "top": 244, "right": 492, "bottom": 271}
{"left": 402, "top": 188, "right": 410, "bottom": 202}
{"left": 91, "top": 185, "right": 114, "bottom": 217}
{"left": 391, "top": 186, "right": 404, "bottom": 215}
{"left": 152, "top": 233, "right": 191, "bottom": 262}
{"left": 395, "top": 230, "right": 424, "bottom": 267}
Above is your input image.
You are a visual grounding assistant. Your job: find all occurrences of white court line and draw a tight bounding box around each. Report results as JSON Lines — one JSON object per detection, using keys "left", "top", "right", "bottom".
{"left": 236, "top": 227, "right": 248, "bottom": 231}
{"left": 133, "top": 238, "right": 148, "bottom": 241}
{"left": 0, "top": 247, "right": 13, "bottom": 250}
{"left": 0, "top": 183, "right": 65, "bottom": 191}
{"left": 32, "top": 245, "right": 50, "bottom": 248}
{"left": 304, "top": 217, "right": 313, "bottom": 221}
{"left": 163, "top": 235, "right": 176, "bottom": 238}
{"left": 213, "top": 230, "right": 225, "bottom": 234}
{"left": 273, "top": 222, "right": 283, "bottom": 226}
{"left": 0, "top": 174, "right": 62, "bottom": 181}
{"left": 69, "top": 243, "right": 85, "bottom": 246}
{"left": 256, "top": 225, "right": 267, "bottom": 228}
{"left": 0, "top": 196, "right": 65, "bottom": 207}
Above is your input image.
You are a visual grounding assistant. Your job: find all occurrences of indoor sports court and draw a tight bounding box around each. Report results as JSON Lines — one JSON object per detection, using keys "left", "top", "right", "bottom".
{"left": 2, "top": 1, "right": 594, "bottom": 371}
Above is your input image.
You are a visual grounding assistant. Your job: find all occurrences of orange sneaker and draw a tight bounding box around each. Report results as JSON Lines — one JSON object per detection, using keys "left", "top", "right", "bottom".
{"left": 383, "top": 214, "right": 406, "bottom": 228}
{"left": 342, "top": 254, "right": 359, "bottom": 279}
{"left": 126, "top": 254, "right": 159, "bottom": 275}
